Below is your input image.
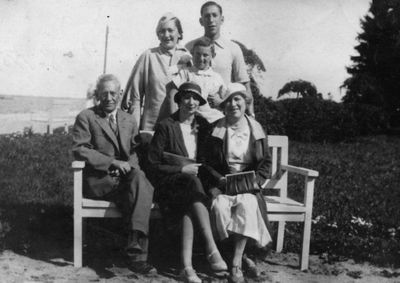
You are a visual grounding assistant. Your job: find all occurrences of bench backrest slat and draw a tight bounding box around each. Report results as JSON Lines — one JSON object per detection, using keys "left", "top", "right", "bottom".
{"left": 264, "top": 135, "right": 288, "bottom": 196}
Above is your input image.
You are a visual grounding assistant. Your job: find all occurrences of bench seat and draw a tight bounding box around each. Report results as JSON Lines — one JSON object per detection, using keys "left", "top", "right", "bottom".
{"left": 81, "top": 198, "right": 161, "bottom": 219}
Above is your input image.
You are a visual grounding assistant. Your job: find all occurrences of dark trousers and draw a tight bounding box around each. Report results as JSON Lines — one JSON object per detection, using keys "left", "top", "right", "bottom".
{"left": 102, "top": 169, "right": 154, "bottom": 261}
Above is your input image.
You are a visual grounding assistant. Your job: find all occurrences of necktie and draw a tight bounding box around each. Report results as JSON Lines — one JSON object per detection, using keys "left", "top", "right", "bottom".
{"left": 109, "top": 114, "right": 118, "bottom": 135}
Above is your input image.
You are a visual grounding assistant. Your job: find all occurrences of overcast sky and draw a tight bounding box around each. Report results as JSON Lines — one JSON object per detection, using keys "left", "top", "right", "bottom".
{"left": 0, "top": 0, "right": 370, "bottom": 101}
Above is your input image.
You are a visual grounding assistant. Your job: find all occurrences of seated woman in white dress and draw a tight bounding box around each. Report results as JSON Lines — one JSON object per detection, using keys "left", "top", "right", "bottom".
{"left": 200, "top": 83, "right": 272, "bottom": 283}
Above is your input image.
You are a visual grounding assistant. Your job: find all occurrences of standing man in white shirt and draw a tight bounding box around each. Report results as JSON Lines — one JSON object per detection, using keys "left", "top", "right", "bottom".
{"left": 185, "top": 1, "right": 255, "bottom": 117}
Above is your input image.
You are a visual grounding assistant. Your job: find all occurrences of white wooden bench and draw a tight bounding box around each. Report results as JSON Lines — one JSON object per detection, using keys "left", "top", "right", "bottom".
{"left": 72, "top": 134, "right": 318, "bottom": 270}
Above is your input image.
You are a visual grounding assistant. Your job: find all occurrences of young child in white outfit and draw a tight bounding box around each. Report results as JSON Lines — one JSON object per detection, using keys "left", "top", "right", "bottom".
{"left": 169, "top": 38, "right": 226, "bottom": 123}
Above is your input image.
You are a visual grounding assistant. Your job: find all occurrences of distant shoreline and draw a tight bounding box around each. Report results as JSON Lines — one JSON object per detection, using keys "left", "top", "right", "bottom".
{"left": 0, "top": 95, "right": 86, "bottom": 134}
{"left": 0, "top": 93, "right": 85, "bottom": 101}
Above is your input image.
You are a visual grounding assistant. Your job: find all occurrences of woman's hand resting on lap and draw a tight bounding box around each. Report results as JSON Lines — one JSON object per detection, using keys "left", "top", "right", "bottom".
{"left": 181, "top": 163, "right": 202, "bottom": 175}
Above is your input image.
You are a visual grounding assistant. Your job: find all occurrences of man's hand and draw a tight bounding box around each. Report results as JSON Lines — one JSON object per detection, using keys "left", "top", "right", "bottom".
{"left": 181, "top": 163, "right": 202, "bottom": 175}
{"left": 209, "top": 187, "right": 222, "bottom": 199}
{"left": 111, "top": 160, "right": 132, "bottom": 175}
{"left": 208, "top": 93, "right": 223, "bottom": 108}
{"left": 109, "top": 169, "right": 120, "bottom": 177}
{"left": 208, "top": 86, "right": 224, "bottom": 108}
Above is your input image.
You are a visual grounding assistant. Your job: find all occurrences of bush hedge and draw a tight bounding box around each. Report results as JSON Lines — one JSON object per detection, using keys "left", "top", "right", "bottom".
{"left": 253, "top": 94, "right": 388, "bottom": 142}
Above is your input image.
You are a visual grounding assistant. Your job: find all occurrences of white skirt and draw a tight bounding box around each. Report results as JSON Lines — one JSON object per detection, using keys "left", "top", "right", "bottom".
{"left": 211, "top": 193, "right": 272, "bottom": 247}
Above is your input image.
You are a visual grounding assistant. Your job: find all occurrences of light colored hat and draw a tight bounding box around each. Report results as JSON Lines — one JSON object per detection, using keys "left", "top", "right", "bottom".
{"left": 174, "top": 81, "right": 207, "bottom": 105}
{"left": 219, "top": 83, "right": 250, "bottom": 108}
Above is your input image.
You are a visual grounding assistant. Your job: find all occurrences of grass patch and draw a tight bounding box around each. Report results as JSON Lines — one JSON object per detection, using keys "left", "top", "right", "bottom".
{"left": 285, "top": 135, "right": 400, "bottom": 266}
{"left": 0, "top": 133, "right": 73, "bottom": 206}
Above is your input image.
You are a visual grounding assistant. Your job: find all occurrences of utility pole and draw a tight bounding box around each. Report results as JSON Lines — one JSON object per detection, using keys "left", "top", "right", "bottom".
{"left": 103, "top": 17, "right": 109, "bottom": 74}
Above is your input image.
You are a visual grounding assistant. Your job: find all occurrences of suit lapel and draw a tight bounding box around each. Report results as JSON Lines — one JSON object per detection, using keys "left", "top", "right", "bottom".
{"left": 171, "top": 114, "right": 189, "bottom": 157}
{"left": 117, "top": 110, "right": 130, "bottom": 156}
{"left": 211, "top": 118, "right": 230, "bottom": 165}
{"left": 94, "top": 109, "right": 119, "bottom": 150}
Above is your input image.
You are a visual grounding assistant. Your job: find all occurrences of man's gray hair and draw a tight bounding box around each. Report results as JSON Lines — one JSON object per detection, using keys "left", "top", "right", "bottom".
{"left": 95, "top": 74, "right": 121, "bottom": 90}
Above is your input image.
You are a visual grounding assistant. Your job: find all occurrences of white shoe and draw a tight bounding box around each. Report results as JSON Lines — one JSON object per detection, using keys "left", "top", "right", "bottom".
{"left": 207, "top": 250, "right": 228, "bottom": 272}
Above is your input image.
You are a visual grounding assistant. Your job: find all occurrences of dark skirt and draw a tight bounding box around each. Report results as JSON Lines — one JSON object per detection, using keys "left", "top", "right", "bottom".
{"left": 155, "top": 173, "right": 209, "bottom": 219}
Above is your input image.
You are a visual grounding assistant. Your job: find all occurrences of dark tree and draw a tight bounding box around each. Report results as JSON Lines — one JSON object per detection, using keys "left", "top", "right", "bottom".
{"left": 278, "top": 80, "right": 322, "bottom": 99}
{"left": 232, "top": 40, "right": 266, "bottom": 101}
{"left": 232, "top": 40, "right": 266, "bottom": 73}
{"left": 341, "top": 0, "right": 400, "bottom": 124}
{"left": 233, "top": 40, "right": 288, "bottom": 135}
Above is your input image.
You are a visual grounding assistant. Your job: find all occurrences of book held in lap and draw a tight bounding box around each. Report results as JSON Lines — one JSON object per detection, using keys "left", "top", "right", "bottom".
{"left": 225, "top": 170, "right": 260, "bottom": 196}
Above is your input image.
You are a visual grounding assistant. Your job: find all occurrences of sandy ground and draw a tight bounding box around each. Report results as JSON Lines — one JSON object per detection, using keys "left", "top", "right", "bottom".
{"left": 1, "top": 249, "right": 400, "bottom": 283}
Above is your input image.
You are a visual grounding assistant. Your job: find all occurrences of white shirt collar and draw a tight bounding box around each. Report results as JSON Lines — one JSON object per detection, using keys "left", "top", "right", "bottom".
{"left": 106, "top": 109, "right": 117, "bottom": 121}
{"left": 202, "top": 35, "right": 226, "bottom": 49}
{"left": 159, "top": 44, "right": 187, "bottom": 56}
{"left": 190, "top": 66, "right": 214, "bottom": 76}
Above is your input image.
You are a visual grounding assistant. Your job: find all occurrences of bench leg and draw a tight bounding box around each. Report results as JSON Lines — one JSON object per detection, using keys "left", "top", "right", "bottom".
{"left": 276, "top": 221, "right": 285, "bottom": 252}
{"left": 300, "top": 212, "right": 312, "bottom": 270}
{"left": 74, "top": 214, "right": 82, "bottom": 268}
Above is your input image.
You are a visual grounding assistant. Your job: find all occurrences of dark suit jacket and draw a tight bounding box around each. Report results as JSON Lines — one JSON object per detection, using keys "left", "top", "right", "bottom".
{"left": 72, "top": 106, "right": 141, "bottom": 198}
{"left": 147, "top": 111, "right": 211, "bottom": 188}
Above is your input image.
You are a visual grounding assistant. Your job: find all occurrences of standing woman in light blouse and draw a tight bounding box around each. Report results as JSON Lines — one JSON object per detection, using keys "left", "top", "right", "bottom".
{"left": 121, "top": 13, "right": 192, "bottom": 131}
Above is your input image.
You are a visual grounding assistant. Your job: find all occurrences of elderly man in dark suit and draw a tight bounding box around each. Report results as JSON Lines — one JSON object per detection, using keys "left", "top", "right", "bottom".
{"left": 72, "top": 74, "right": 156, "bottom": 275}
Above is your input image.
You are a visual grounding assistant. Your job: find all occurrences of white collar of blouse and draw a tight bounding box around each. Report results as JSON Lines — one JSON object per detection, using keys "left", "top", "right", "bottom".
{"left": 211, "top": 115, "right": 266, "bottom": 141}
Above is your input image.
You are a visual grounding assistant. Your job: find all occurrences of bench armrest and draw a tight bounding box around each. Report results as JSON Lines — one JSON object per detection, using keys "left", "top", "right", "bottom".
{"left": 281, "top": 164, "right": 317, "bottom": 208}
{"left": 72, "top": 161, "right": 85, "bottom": 169}
{"left": 281, "top": 164, "right": 319, "bottom": 178}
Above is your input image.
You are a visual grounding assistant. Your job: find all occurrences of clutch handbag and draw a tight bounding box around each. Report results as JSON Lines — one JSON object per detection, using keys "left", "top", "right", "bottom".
{"left": 225, "top": 171, "right": 259, "bottom": 196}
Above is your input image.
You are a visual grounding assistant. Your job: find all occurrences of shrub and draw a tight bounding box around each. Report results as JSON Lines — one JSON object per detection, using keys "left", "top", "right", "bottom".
{"left": 282, "top": 98, "right": 343, "bottom": 142}
{"left": 253, "top": 94, "right": 388, "bottom": 142}
{"left": 345, "top": 103, "right": 389, "bottom": 136}
{"left": 253, "top": 92, "right": 286, "bottom": 135}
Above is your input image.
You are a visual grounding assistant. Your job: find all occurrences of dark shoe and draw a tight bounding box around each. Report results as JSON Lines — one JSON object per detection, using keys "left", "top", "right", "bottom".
{"left": 125, "top": 242, "right": 143, "bottom": 254}
{"left": 230, "top": 266, "right": 244, "bottom": 283}
{"left": 243, "top": 256, "right": 260, "bottom": 278}
{"left": 126, "top": 230, "right": 144, "bottom": 254}
{"left": 128, "top": 260, "right": 157, "bottom": 276}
